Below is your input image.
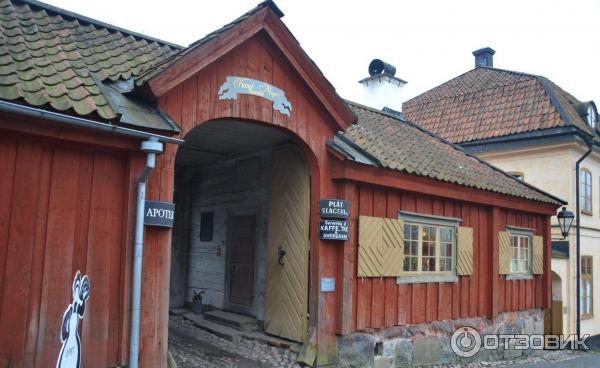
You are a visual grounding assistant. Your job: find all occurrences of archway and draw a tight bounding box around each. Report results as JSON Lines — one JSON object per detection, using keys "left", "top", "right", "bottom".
{"left": 170, "top": 119, "right": 313, "bottom": 342}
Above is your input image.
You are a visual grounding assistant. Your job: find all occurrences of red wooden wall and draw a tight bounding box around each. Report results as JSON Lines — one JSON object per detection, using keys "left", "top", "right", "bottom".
{"left": 0, "top": 123, "right": 169, "bottom": 367}
{"left": 340, "top": 183, "right": 550, "bottom": 332}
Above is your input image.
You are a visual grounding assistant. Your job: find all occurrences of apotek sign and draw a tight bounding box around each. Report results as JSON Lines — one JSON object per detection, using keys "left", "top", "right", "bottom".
{"left": 144, "top": 201, "right": 175, "bottom": 228}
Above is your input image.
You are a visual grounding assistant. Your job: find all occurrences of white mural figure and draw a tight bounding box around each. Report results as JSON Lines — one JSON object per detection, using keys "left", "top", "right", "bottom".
{"left": 56, "top": 271, "right": 90, "bottom": 368}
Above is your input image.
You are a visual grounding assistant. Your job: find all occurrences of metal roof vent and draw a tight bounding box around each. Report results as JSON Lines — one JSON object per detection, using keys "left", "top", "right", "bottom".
{"left": 368, "top": 59, "right": 397, "bottom": 77}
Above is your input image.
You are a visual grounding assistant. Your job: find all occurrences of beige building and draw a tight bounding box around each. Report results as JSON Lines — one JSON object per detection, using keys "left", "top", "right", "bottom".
{"left": 402, "top": 47, "right": 600, "bottom": 337}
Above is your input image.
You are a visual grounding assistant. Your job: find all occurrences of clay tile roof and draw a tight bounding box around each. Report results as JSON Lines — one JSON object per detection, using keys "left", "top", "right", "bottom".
{"left": 342, "top": 101, "right": 564, "bottom": 205}
{"left": 402, "top": 67, "right": 594, "bottom": 144}
{"left": 0, "top": 0, "right": 181, "bottom": 120}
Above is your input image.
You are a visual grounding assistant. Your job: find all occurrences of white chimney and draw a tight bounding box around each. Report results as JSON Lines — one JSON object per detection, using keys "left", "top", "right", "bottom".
{"left": 359, "top": 59, "right": 406, "bottom": 113}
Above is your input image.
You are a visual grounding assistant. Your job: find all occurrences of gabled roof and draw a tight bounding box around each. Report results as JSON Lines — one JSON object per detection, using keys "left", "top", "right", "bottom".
{"left": 338, "top": 101, "right": 563, "bottom": 205}
{"left": 142, "top": 0, "right": 355, "bottom": 129}
{"left": 403, "top": 67, "right": 595, "bottom": 144}
{"left": 0, "top": 0, "right": 180, "bottom": 127}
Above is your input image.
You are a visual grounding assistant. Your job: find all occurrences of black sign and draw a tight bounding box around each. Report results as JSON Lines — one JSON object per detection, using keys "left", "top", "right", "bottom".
{"left": 144, "top": 201, "right": 175, "bottom": 228}
{"left": 319, "top": 220, "right": 349, "bottom": 241}
{"left": 319, "top": 199, "right": 349, "bottom": 219}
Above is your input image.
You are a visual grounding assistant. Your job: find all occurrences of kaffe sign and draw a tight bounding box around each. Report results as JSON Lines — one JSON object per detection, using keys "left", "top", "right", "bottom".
{"left": 319, "top": 199, "right": 349, "bottom": 220}
{"left": 144, "top": 201, "right": 175, "bottom": 228}
{"left": 319, "top": 220, "right": 349, "bottom": 241}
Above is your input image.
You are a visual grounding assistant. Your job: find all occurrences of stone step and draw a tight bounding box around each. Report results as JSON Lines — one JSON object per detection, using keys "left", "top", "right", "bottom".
{"left": 183, "top": 313, "right": 242, "bottom": 342}
{"left": 243, "top": 331, "right": 301, "bottom": 351}
{"left": 203, "top": 309, "right": 257, "bottom": 331}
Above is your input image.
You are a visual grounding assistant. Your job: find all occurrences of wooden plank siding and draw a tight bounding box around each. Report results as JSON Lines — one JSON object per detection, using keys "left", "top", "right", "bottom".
{"left": 0, "top": 130, "right": 148, "bottom": 367}
{"left": 349, "top": 183, "right": 550, "bottom": 330}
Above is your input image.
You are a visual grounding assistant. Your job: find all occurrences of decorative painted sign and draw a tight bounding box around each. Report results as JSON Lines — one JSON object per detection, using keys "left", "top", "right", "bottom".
{"left": 56, "top": 271, "right": 90, "bottom": 368}
{"left": 319, "top": 199, "right": 349, "bottom": 219}
{"left": 320, "top": 277, "right": 336, "bottom": 292}
{"left": 218, "top": 76, "right": 292, "bottom": 116}
{"left": 320, "top": 220, "right": 349, "bottom": 241}
{"left": 144, "top": 201, "right": 175, "bottom": 228}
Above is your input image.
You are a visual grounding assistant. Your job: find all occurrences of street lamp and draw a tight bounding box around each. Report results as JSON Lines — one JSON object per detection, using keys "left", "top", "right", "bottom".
{"left": 557, "top": 206, "right": 574, "bottom": 239}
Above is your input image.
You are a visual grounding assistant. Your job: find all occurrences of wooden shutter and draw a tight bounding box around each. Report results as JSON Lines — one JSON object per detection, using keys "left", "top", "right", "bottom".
{"left": 358, "top": 216, "right": 383, "bottom": 277}
{"left": 456, "top": 226, "right": 473, "bottom": 276}
{"left": 532, "top": 235, "right": 544, "bottom": 274}
{"left": 358, "top": 216, "right": 404, "bottom": 277}
{"left": 381, "top": 218, "right": 404, "bottom": 277}
{"left": 498, "top": 231, "right": 511, "bottom": 275}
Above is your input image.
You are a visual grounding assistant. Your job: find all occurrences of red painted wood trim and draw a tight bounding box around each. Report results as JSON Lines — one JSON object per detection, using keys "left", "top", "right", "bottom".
{"left": 491, "top": 207, "right": 501, "bottom": 318}
{"left": 332, "top": 162, "right": 559, "bottom": 216}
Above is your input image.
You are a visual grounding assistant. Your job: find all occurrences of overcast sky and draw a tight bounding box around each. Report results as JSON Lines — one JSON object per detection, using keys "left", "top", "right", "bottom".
{"left": 47, "top": 0, "right": 600, "bottom": 106}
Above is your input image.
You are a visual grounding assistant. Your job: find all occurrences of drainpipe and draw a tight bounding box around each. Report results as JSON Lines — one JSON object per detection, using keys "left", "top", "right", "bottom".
{"left": 575, "top": 139, "right": 593, "bottom": 338}
{"left": 129, "top": 137, "right": 164, "bottom": 368}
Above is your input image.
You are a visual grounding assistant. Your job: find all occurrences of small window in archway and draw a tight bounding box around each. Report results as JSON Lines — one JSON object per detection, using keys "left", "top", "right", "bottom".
{"left": 200, "top": 211, "right": 214, "bottom": 241}
{"left": 580, "top": 169, "right": 592, "bottom": 214}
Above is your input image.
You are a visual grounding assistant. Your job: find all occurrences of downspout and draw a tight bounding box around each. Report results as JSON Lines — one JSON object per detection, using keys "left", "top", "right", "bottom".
{"left": 575, "top": 139, "right": 593, "bottom": 338}
{"left": 129, "top": 137, "right": 164, "bottom": 368}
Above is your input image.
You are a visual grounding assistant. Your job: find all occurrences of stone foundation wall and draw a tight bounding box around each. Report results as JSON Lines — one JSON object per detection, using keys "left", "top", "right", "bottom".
{"left": 337, "top": 309, "right": 544, "bottom": 367}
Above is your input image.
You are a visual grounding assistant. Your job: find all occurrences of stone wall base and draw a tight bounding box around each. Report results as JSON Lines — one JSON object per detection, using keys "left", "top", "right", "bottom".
{"left": 337, "top": 309, "right": 544, "bottom": 367}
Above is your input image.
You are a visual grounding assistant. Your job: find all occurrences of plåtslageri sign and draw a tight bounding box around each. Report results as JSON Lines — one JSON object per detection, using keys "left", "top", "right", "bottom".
{"left": 144, "top": 201, "right": 175, "bottom": 228}
{"left": 319, "top": 199, "right": 349, "bottom": 220}
{"left": 218, "top": 76, "right": 292, "bottom": 116}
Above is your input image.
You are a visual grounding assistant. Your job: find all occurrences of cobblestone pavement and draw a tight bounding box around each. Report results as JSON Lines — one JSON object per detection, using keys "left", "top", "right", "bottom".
{"left": 169, "top": 315, "right": 596, "bottom": 368}
{"left": 168, "top": 316, "right": 301, "bottom": 368}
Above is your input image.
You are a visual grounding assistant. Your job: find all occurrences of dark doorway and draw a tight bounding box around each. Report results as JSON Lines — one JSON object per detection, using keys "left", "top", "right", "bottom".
{"left": 227, "top": 214, "right": 256, "bottom": 307}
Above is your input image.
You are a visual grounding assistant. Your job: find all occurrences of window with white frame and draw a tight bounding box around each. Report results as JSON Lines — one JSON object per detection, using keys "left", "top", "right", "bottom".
{"left": 509, "top": 230, "right": 531, "bottom": 274}
{"left": 400, "top": 213, "right": 457, "bottom": 274}
{"left": 581, "top": 256, "right": 593, "bottom": 318}
{"left": 581, "top": 168, "right": 592, "bottom": 214}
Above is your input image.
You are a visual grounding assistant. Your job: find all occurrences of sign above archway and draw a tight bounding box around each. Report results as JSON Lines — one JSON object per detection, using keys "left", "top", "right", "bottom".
{"left": 218, "top": 76, "right": 292, "bottom": 116}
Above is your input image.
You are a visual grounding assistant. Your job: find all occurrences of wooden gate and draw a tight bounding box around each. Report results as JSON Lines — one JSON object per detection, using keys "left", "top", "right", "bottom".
{"left": 265, "top": 146, "right": 310, "bottom": 342}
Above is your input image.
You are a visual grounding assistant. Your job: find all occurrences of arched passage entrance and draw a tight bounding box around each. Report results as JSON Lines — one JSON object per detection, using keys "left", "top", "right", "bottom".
{"left": 170, "top": 119, "right": 312, "bottom": 342}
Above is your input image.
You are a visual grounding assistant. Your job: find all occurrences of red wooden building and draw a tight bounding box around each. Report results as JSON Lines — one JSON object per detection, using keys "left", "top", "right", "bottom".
{"left": 0, "top": 1, "right": 564, "bottom": 367}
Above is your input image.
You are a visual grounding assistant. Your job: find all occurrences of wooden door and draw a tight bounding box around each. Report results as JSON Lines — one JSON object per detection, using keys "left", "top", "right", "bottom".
{"left": 228, "top": 215, "right": 256, "bottom": 306}
{"left": 265, "top": 146, "right": 310, "bottom": 342}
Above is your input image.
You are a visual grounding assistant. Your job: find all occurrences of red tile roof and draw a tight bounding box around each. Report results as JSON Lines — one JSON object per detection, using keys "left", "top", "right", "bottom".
{"left": 342, "top": 101, "right": 563, "bottom": 205}
{"left": 403, "top": 67, "right": 594, "bottom": 144}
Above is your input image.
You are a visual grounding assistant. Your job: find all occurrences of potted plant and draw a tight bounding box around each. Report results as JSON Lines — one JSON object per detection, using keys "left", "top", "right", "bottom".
{"left": 192, "top": 289, "right": 206, "bottom": 314}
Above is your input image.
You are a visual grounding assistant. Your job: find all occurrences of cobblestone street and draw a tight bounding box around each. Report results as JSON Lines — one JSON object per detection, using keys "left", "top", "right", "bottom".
{"left": 168, "top": 316, "right": 301, "bottom": 368}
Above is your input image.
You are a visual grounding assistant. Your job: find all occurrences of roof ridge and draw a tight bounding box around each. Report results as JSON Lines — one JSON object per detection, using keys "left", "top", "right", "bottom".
{"left": 404, "top": 67, "right": 538, "bottom": 107}
{"left": 345, "top": 100, "right": 566, "bottom": 205}
{"left": 18, "top": 0, "right": 184, "bottom": 49}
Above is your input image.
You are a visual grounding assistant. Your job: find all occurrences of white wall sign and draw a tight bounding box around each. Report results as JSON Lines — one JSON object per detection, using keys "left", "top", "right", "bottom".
{"left": 218, "top": 76, "right": 292, "bottom": 116}
{"left": 56, "top": 271, "right": 90, "bottom": 368}
{"left": 320, "top": 277, "right": 336, "bottom": 292}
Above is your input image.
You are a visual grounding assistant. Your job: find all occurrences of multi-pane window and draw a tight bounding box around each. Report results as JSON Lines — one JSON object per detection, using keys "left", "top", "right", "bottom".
{"left": 402, "top": 222, "right": 455, "bottom": 273}
{"left": 581, "top": 256, "right": 593, "bottom": 318}
{"left": 510, "top": 232, "right": 531, "bottom": 274}
{"left": 581, "top": 169, "right": 592, "bottom": 214}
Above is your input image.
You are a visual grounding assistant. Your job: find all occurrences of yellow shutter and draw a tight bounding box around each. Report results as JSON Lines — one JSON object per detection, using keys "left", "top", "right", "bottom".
{"left": 456, "top": 226, "right": 473, "bottom": 276}
{"left": 532, "top": 235, "right": 544, "bottom": 274}
{"left": 499, "top": 231, "right": 511, "bottom": 275}
{"left": 381, "top": 218, "right": 404, "bottom": 277}
{"left": 357, "top": 216, "right": 405, "bottom": 277}
{"left": 358, "top": 216, "right": 383, "bottom": 277}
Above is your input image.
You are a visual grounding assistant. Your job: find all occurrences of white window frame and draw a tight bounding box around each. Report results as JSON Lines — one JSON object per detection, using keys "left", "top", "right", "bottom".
{"left": 396, "top": 212, "right": 460, "bottom": 284}
{"left": 508, "top": 227, "right": 532, "bottom": 275}
{"left": 581, "top": 168, "right": 592, "bottom": 214}
{"left": 581, "top": 255, "right": 593, "bottom": 319}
